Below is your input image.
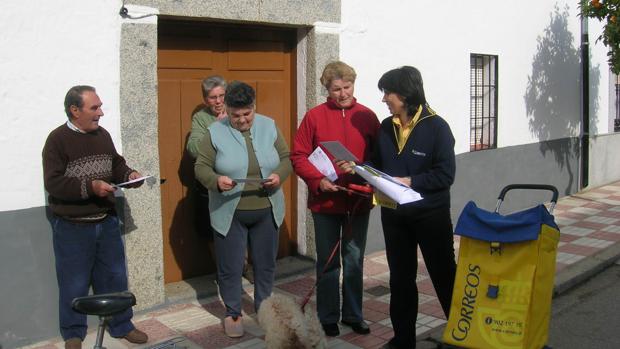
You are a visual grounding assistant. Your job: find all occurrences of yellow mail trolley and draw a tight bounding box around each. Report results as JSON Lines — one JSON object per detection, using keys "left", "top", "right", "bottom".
{"left": 443, "top": 184, "right": 560, "bottom": 349}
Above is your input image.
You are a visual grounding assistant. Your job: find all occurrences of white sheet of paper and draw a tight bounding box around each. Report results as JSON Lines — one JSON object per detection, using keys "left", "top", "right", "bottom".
{"left": 308, "top": 147, "right": 338, "bottom": 182}
{"left": 113, "top": 175, "right": 153, "bottom": 188}
{"left": 320, "top": 141, "right": 359, "bottom": 162}
{"left": 363, "top": 166, "right": 409, "bottom": 188}
{"left": 354, "top": 165, "right": 422, "bottom": 205}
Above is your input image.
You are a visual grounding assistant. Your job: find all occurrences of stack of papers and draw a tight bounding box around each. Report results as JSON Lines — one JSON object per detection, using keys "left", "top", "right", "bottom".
{"left": 354, "top": 165, "right": 422, "bottom": 205}
{"left": 305, "top": 140, "right": 422, "bottom": 207}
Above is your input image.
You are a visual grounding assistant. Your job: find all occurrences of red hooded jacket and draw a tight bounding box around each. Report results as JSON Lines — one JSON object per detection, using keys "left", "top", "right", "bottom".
{"left": 291, "top": 98, "right": 380, "bottom": 214}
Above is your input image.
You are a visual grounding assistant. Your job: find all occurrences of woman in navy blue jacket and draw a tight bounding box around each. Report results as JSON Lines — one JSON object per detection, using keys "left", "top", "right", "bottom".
{"left": 378, "top": 66, "right": 456, "bottom": 349}
{"left": 343, "top": 66, "right": 457, "bottom": 349}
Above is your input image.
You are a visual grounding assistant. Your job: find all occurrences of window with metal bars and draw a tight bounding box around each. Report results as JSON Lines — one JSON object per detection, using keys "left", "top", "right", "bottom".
{"left": 470, "top": 54, "right": 498, "bottom": 151}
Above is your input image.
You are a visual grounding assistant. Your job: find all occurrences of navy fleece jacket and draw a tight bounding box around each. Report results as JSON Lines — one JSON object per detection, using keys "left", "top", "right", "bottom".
{"left": 372, "top": 105, "right": 455, "bottom": 211}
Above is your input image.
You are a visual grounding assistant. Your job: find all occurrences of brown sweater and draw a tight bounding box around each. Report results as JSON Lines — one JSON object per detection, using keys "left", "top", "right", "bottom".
{"left": 42, "top": 123, "right": 134, "bottom": 219}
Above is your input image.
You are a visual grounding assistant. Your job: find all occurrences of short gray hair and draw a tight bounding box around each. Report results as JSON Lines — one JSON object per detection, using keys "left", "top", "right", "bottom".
{"left": 64, "top": 85, "right": 96, "bottom": 118}
{"left": 201, "top": 75, "right": 227, "bottom": 98}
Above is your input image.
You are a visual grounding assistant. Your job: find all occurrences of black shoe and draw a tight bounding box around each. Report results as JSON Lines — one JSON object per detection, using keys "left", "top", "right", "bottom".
{"left": 341, "top": 319, "right": 370, "bottom": 334}
{"left": 381, "top": 338, "right": 419, "bottom": 349}
{"left": 321, "top": 323, "right": 340, "bottom": 337}
{"left": 380, "top": 339, "right": 401, "bottom": 349}
{"left": 381, "top": 342, "right": 398, "bottom": 349}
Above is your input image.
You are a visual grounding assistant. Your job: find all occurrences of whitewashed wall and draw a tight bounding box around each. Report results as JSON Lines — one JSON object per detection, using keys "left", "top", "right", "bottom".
{"left": 0, "top": 0, "right": 614, "bottom": 213}
{"left": 590, "top": 133, "right": 620, "bottom": 187}
{"left": 340, "top": 0, "right": 612, "bottom": 154}
{"left": 589, "top": 17, "right": 611, "bottom": 134}
{"left": 0, "top": 1, "right": 123, "bottom": 212}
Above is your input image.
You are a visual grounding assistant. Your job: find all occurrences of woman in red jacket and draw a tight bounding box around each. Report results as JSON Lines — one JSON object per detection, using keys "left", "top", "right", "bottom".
{"left": 291, "top": 61, "right": 380, "bottom": 337}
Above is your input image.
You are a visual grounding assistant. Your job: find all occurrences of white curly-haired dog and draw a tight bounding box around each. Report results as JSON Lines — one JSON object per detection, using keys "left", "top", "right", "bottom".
{"left": 257, "top": 293, "right": 327, "bottom": 349}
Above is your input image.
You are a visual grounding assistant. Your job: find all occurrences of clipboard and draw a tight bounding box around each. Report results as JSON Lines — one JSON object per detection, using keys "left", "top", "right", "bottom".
{"left": 320, "top": 141, "right": 359, "bottom": 162}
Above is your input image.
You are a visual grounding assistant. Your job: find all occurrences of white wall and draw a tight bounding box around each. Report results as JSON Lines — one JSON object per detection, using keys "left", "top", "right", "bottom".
{"left": 0, "top": 0, "right": 122, "bottom": 211}
{"left": 0, "top": 0, "right": 614, "bottom": 212}
{"left": 589, "top": 18, "right": 612, "bottom": 134}
{"left": 590, "top": 133, "right": 620, "bottom": 187}
{"left": 340, "top": 0, "right": 611, "bottom": 154}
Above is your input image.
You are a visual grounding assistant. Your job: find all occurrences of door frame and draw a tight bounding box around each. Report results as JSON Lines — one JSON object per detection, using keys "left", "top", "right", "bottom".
{"left": 157, "top": 20, "right": 299, "bottom": 282}
{"left": 118, "top": 1, "right": 341, "bottom": 309}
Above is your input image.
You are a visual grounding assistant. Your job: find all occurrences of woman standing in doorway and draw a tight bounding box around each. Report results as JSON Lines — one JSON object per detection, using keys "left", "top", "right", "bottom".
{"left": 194, "top": 81, "right": 292, "bottom": 338}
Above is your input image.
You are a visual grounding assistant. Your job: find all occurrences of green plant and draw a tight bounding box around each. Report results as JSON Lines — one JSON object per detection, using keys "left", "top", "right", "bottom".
{"left": 581, "top": 0, "right": 620, "bottom": 73}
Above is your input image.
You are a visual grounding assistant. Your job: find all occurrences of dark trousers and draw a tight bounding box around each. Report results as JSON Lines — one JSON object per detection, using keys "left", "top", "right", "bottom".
{"left": 312, "top": 212, "right": 369, "bottom": 324}
{"left": 381, "top": 206, "right": 456, "bottom": 348}
{"left": 51, "top": 215, "right": 134, "bottom": 340}
{"left": 214, "top": 208, "right": 278, "bottom": 317}
{"left": 194, "top": 181, "right": 213, "bottom": 239}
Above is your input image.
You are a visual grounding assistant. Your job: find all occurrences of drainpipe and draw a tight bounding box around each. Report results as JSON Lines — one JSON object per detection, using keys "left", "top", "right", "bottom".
{"left": 581, "top": 14, "right": 589, "bottom": 189}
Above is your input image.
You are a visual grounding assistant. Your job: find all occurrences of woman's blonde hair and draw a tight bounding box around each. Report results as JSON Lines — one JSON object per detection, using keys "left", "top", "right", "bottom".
{"left": 320, "top": 61, "right": 357, "bottom": 89}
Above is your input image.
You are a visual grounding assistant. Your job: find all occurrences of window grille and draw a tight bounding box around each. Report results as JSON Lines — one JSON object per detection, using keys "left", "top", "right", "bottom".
{"left": 470, "top": 54, "right": 498, "bottom": 151}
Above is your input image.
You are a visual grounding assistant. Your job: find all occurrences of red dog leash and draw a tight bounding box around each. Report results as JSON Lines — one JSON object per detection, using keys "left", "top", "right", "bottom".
{"left": 300, "top": 183, "right": 373, "bottom": 312}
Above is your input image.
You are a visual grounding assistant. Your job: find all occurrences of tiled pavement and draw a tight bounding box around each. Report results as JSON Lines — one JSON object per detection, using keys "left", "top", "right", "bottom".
{"left": 22, "top": 182, "right": 620, "bottom": 349}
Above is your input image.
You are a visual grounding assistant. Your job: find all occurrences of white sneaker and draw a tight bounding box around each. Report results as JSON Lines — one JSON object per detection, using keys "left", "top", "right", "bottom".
{"left": 224, "top": 315, "right": 244, "bottom": 338}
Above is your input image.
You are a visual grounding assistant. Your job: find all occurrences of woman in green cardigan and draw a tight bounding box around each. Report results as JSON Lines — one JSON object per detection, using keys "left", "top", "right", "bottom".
{"left": 194, "top": 81, "right": 292, "bottom": 338}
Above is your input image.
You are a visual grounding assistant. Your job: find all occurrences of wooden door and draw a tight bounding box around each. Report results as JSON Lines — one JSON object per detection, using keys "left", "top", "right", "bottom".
{"left": 157, "top": 21, "right": 297, "bottom": 283}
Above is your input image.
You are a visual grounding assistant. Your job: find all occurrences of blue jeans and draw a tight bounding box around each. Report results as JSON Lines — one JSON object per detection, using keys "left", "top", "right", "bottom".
{"left": 52, "top": 215, "right": 134, "bottom": 340}
{"left": 312, "top": 212, "right": 369, "bottom": 325}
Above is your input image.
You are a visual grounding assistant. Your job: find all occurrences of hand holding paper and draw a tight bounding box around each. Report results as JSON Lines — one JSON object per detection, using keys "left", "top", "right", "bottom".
{"left": 217, "top": 176, "right": 236, "bottom": 192}
{"left": 335, "top": 160, "right": 356, "bottom": 174}
{"left": 262, "top": 173, "right": 281, "bottom": 189}
{"left": 319, "top": 177, "right": 339, "bottom": 192}
{"left": 93, "top": 180, "right": 116, "bottom": 197}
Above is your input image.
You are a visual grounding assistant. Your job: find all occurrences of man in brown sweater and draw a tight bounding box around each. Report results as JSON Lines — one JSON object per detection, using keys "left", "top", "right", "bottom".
{"left": 42, "top": 86, "right": 148, "bottom": 349}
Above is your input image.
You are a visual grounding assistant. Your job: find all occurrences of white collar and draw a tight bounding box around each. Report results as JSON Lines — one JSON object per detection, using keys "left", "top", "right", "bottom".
{"left": 66, "top": 120, "right": 86, "bottom": 134}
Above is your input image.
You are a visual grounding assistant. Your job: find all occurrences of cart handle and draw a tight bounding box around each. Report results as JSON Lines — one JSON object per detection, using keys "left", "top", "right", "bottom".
{"left": 495, "top": 184, "right": 559, "bottom": 214}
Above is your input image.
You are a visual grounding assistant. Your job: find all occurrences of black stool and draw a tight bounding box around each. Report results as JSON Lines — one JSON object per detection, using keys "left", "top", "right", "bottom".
{"left": 71, "top": 291, "right": 136, "bottom": 349}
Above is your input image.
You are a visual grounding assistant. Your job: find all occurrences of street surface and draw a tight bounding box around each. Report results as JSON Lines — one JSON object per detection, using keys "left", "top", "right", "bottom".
{"left": 547, "top": 262, "right": 620, "bottom": 348}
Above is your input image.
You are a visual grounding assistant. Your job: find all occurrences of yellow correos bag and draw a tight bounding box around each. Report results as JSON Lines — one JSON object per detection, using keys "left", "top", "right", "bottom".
{"left": 443, "top": 195, "right": 559, "bottom": 349}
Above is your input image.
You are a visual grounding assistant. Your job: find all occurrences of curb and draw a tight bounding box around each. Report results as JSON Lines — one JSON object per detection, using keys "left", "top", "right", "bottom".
{"left": 553, "top": 241, "right": 620, "bottom": 296}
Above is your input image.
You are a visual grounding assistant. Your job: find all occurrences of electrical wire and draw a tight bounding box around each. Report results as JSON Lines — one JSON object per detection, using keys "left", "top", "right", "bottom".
{"left": 119, "top": 0, "right": 158, "bottom": 20}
